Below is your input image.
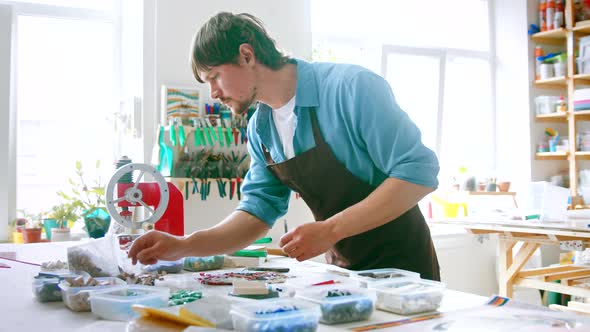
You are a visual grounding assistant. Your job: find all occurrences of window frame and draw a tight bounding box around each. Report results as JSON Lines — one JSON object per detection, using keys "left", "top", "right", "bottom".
{"left": 0, "top": 0, "right": 123, "bottom": 239}
{"left": 380, "top": 0, "right": 496, "bottom": 174}
{"left": 311, "top": 0, "right": 496, "bottom": 177}
{"left": 381, "top": 45, "right": 494, "bottom": 159}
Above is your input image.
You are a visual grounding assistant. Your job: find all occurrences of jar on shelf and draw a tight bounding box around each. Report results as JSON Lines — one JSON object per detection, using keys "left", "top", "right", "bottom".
{"left": 537, "top": 139, "right": 550, "bottom": 153}
{"left": 535, "top": 96, "right": 559, "bottom": 115}
{"left": 556, "top": 95, "right": 567, "bottom": 113}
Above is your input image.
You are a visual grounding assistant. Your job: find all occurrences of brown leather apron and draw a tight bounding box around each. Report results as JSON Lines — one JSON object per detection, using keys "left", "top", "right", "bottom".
{"left": 263, "top": 109, "right": 440, "bottom": 280}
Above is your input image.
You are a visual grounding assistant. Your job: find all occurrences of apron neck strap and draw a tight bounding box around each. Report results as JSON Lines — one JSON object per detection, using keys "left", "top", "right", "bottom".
{"left": 309, "top": 108, "right": 324, "bottom": 145}
{"left": 262, "top": 107, "right": 323, "bottom": 164}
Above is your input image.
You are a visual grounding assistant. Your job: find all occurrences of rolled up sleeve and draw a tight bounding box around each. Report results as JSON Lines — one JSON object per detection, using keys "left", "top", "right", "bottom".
{"left": 236, "top": 116, "right": 291, "bottom": 226}
{"left": 347, "top": 71, "right": 440, "bottom": 188}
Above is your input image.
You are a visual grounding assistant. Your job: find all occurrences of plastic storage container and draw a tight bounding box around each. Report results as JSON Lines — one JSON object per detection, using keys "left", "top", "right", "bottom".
{"left": 154, "top": 273, "right": 203, "bottom": 291}
{"left": 230, "top": 298, "right": 321, "bottom": 332}
{"left": 535, "top": 96, "right": 559, "bottom": 115}
{"left": 183, "top": 255, "right": 224, "bottom": 272}
{"left": 519, "top": 181, "right": 570, "bottom": 222}
{"left": 369, "top": 278, "right": 445, "bottom": 315}
{"left": 144, "top": 259, "right": 184, "bottom": 273}
{"left": 295, "top": 285, "right": 375, "bottom": 324}
{"left": 283, "top": 273, "right": 355, "bottom": 296}
{"left": 33, "top": 277, "right": 63, "bottom": 302}
{"left": 89, "top": 285, "right": 170, "bottom": 321}
{"left": 58, "top": 277, "right": 126, "bottom": 312}
{"left": 351, "top": 268, "right": 420, "bottom": 288}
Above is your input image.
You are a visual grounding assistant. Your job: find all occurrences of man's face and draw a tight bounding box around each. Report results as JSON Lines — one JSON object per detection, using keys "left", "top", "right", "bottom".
{"left": 203, "top": 61, "right": 256, "bottom": 115}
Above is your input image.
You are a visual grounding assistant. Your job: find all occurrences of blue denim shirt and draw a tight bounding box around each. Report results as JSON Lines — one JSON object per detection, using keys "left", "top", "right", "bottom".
{"left": 237, "top": 59, "right": 439, "bottom": 226}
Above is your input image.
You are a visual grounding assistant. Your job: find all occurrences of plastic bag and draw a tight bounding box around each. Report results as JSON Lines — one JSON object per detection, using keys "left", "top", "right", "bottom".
{"left": 114, "top": 234, "right": 144, "bottom": 275}
{"left": 180, "top": 295, "right": 236, "bottom": 330}
{"left": 126, "top": 316, "right": 186, "bottom": 332}
{"left": 67, "top": 237, "right": 119, "bottom": 277}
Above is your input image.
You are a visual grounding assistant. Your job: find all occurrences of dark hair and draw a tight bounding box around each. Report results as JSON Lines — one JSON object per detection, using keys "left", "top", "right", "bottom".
{"left": 191, "top": 12, "right": 290, "bottom": 83}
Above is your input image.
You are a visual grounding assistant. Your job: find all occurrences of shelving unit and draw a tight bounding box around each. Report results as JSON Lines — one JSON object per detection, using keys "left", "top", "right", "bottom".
{"left": 572, "top": 73, "right": 590, "bottom": 84}
{"left": 573, "top": 110, "right": 590, "bottom": 121}
{"left": 535, "top": 151, "right": 569, "bottom": 160}
{"left": 535, "top": 112, "right": 567, "bottom": 122}
{"left": 531, "top": 27, "right": 567, "bottom": 44}
{"left": 530, "top": 1, "right": 590, "bottom": 205}
{"left": 534, "top": 76, "right": 567, "bottom": 87}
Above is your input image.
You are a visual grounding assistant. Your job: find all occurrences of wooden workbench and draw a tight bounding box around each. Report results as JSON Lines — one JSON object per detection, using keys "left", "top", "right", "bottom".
{"left": 0, "top": 241, "right": 487, "bottom": 331}
{"left": 430, "top": 218, "right": 590, "bottom": 299}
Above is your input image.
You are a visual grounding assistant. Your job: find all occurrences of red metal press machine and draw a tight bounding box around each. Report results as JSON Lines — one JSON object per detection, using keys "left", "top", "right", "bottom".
{"left": 105, "top": 157, "right": 184, "bottom": 237}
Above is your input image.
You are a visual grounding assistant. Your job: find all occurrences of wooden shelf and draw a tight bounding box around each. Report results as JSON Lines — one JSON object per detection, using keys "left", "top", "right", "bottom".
{"left": 534, "top": 76, "right": 567, "bottom": 87}
{"left": 573, "top": 20, "right": 590, "bottom": 34}
{"left": 531, "top": 28, "right": 567, "bottom": 44}
{"left": 165, "top": 177, "right": 240, "bottom": 181}
{"left": 535, "top": 152, "right": 568, "bottom": 160}
{"left": 575, "top": 151, "right": 590, "bottom": 160}
{"left": 535, "top": 112, "right": 567, "bottom": 122}
{"left": 468, "top": 191, "right": 516, "bottom": 196}
{"left": 573, "top": 74, "right": 590, "bottom": 85}
{"left": 573, "top": 110, "right": 590, "bottom": 121}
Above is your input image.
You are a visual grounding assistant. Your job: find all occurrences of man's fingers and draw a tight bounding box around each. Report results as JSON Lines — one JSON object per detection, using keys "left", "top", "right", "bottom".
{"left": 279, "top": 231, "right": 294, "bottom": 247}
{"left": 281, "top": 240, "right": 298, "bottom": 254}
{"left": 136, "top": 245, "right": 160, "bottom": 265}
{"left": 295, "top": 253, "right": 309, "bottom": 262}
{"left": 289, "top": 247, "right": 304, "bottom": 259}
{"left": 128, "top": 236, "right": 148, "bottom": 259}
{"left": 142, "top": 257, "right": 158, "bottom": 265}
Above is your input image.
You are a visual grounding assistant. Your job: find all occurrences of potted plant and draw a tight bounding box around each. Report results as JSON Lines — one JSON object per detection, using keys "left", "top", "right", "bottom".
{"left": 49, "top": 203, "right": 77, "bottom": 241}
{"left": 22, "top": 216, "right": 43, "bottom": 243}
{"left": 9, "top": 214, "right": 27, "bottom": 243}
{"left": 57, "top": 160, "right": 111, "bottom": 238}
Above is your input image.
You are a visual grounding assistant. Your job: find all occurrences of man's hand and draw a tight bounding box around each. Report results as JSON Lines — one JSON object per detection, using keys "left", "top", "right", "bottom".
{"left": 127, "top": 230, "right": 185, "bottom": 265}
{"left": 279, "top": 222, "right": 341, "bottom": 262}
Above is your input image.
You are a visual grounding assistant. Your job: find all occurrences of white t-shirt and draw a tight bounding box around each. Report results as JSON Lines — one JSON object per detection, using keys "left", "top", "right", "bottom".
{"left": 272, "top": 95, "right": 296, "bottom": 159}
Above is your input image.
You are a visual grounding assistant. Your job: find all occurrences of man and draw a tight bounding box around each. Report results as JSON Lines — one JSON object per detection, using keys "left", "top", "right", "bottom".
{"left": 128, "top": 12, "right": 441, "bottom": 280}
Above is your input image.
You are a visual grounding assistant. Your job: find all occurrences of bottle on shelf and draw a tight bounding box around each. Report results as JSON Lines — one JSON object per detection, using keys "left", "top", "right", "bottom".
{"left": 535, "top": 46, "right": 544, "bottom": 81}
{"left": 540, "top": 0, "right": 547, "bottom": 31}
{"left": 554, "top": 0, "right": 564, "bottom": 29}
{"left": 547, "top": 0, "right": 555, "bottom": 30}
{"left": 557, "top": 95, "right": 567, "bottom": 113}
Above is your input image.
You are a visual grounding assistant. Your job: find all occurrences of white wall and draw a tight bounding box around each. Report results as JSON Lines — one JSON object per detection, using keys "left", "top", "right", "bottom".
{"left": 0, "top": 4, "right": 15, "bottom": 241}
{"left": 434, "top": 231, "right": 499, "bottom": 296}
{"left": 140, "top": 1, "right": 539, "bottom": 297}
{"left": 143, "top": 0, "right": 313, "bottom": 241}
{"left": 494, "top": 0, "right": 533, "bottom": 193}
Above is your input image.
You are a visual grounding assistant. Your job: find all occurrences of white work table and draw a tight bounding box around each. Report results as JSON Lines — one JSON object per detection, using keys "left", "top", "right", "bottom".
{"left": 0, "top": 241, "right": 488, "bottom": 331}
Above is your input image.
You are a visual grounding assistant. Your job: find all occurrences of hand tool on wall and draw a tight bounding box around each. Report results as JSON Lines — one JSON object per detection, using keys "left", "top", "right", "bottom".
{"left": 192, "top": 177, "right": 199, "bottom": 195}
{"left": 158, "top": 126, "right": 173, "bottom": 176}
{"left": 201, "top": 119, "right": 213, "bottom": 146}
{"left": 169, "top": 120, "right": 177, "bottom": 146}
{"left": 177, "top": 118, "right": 186, "bottom": 147}
{"left": 205, "top": 118, "right": 218, "bottom": 143}
{"left": 225, "top": 119, "right": 233, "bottom": 146}
{"left": 191, "top": 119, "right": 201, "bottom": 147}
{"left": 217, "top": 123, "right": 224, "bottom": 147}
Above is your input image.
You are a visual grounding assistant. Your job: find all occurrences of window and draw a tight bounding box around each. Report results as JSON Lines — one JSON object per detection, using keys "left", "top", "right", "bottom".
{"left": 312, "top": 0, "right": 494, "bottom": 184}
{"left": 16, "top": 14, "right": 116, "bottom": 213}
{"left": 3, "top": 0, "right": 142, "bottom": 216}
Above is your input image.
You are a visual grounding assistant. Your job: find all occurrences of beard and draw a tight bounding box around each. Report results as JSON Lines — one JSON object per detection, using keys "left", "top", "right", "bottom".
{"left": 224, "top": 87, "right": 257, "bottom": 115}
